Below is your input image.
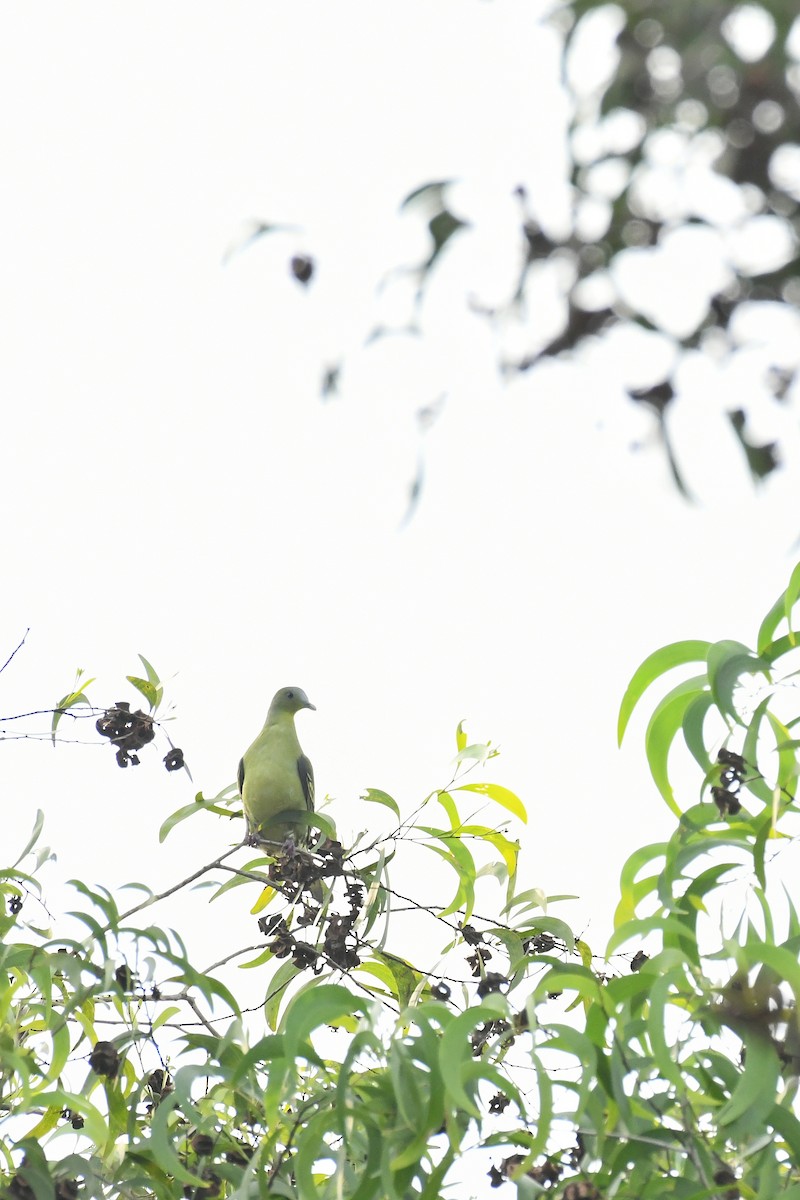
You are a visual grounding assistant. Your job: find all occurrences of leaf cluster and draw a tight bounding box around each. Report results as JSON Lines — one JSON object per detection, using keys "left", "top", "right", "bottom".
{"left": 6, "top": 570, "right": 800, "bottom": 1196}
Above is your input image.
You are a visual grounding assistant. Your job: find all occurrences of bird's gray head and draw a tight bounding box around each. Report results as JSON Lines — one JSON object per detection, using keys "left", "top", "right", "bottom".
{"left": 268, "top": 686, "right": 316, "bottom": 720}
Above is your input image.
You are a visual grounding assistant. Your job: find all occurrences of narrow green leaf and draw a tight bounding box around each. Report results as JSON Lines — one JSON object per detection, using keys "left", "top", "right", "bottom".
{"left": 126, "top": 675, "right": 160, "bottom": 710}
{"left": 681, "top": 692, "right": 715, "bottom": 772}
{"left": 13, "top": 810, "right": 45, "bottom": 868}
{"left": 439, "top": 1004, "right": 506, "bottom": 1117}
{"left": 455, "top": 781, "right": 527, "bottom": 823}
{"left": 617, "top": 640, "right": 711, "bottom": 745}
{"left": 614, "top": 842, "right": 666, "bottom": 927}
{"left": 502, "top": 886, "right": 550, "bottom": 917}
{"left": 265, "top": 959, "right": 302, "bottom": 1030}
{"left": 456, "top": 720, "right": 467, "bottom": 752}
{"left": 646, "top": 969, "right": 685, "bottom": 1087}
{"left": 741, "top": 696, "right": 778, "bottom": 807}
{"left": 137, "top": 654, "right": 161, "bottom": 686}
{"left": 150, "top": 1005, "right": 181, "bottom": 1031}
{"left": 159, "top": 793, "right": 240, "bottom": 842}
{"left": 418, "top": 829, "right": 476, "bottom": 920}
{"left": 718, "top": 1028, "right": 779, "bottom": 1127}
{"left": 758, "top": 588, "right": 789, "bottom": 654}
{"left": 454, "top": 743, "right": 495, "bottom": 766}
{"left": 761, "top": 632, "right": 800, "bottom": 669}
{"left": 51, "top": 678, "right": 95, "bottom": 744}
{"left": 707, "top": 638, "right": 769, "bottom": 724}
{"left": 784, "top": 561, "right": 800, "bottom": 646}
{"left": 426, "top": 849, "right": 473, "bottom": 921}
{"left": 362, "top": 788, "right": 400, "bottom": 819}
{"left": 436, "top": 789, "right": 461, "bottom": 828}
{"left": 372, "top": 950, "right": 422, "bottom": 1009}
{"left": 459, "top": 825, "right": 519, "bottom": 875}
{"left": 354, "top": 959, "right": 397, "bottom": 1000}
{"left": 239, "top": 946, "right": 275, "bottom": 970}
{"left": 149, "top": 1091, "right": 206, "bottom": 1185}
{"left": 645, "top": 675, "right": 707, "bottom": 815}
{"left": 520, "top": 916, "right": 575, "bottom": 953}
{"left": 769, "top": 1103, "right": 800, "bottom": 1165}
{"left": 282, "top": 984, "right": 366, "bottom": 1055}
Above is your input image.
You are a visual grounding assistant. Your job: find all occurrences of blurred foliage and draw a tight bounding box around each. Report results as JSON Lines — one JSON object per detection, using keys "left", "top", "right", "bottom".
{"left": 245, "top": 2, "right": 800, "bottom": 504}
{"left": 8, "top": 570, "right": 800, "bottom": 1194}
{"left": 544, "top": 0, "right": 800, "bottom": 491}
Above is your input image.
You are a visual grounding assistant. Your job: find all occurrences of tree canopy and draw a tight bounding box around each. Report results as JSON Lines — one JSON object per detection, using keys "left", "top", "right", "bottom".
{"left": 4, "top": 561, "right": 800, "bottom": 1198}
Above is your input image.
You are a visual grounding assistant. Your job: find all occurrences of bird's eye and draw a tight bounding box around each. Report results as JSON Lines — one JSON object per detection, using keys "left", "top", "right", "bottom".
{"left": 286, "top": 690, "right": 294, "bottom": 699}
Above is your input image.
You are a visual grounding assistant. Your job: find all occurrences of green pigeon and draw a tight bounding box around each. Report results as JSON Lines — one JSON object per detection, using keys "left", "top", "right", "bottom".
{"left": 238, "top": 686, "right": 315, "bottom": 847}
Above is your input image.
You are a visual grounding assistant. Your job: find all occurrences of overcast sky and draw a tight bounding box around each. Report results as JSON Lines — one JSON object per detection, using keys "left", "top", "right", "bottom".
{"left": 3, "top": 2, "right": 800, "bottom": 1006}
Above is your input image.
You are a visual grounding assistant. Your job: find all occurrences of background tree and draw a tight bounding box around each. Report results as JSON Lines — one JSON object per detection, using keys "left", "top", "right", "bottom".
{"left": 254, "top": 2, "right": 800, "bottom": 505}
{"left": 4, "top": 561, "right": 800, "bottom": 1197}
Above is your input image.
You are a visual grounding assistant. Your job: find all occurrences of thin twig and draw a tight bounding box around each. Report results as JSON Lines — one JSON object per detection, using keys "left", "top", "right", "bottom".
{"left": 112, "top": 843, "right": 248, "bottom": 930}
{"left": 0, "top": 629, "right": 29, "bottom": 678}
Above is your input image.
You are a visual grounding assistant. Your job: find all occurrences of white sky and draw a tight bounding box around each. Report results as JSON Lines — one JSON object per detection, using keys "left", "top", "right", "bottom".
{"left": 3, "top": 0, "right": 800, "bottom": 1064}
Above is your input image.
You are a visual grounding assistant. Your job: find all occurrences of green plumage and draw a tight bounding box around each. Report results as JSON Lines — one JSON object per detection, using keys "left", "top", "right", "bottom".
{"left": 238, "top": 686, "right": 315, "bottom": 845}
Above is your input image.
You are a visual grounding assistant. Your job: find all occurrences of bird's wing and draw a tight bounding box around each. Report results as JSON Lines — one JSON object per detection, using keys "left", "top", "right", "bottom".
{"left": 237, "top": 757, "right": 245, "bottom": 795}
{"left": 297, "top": 754, "right": 314, "bottom": 813}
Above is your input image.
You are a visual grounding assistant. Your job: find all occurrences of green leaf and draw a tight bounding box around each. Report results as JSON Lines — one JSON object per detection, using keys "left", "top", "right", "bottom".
{"left": 418, "top": 828, "right": 477, "bottom": 920}
{"left": 402, "top": 179, "right": 453, "bottom": 208}
{"left": 13, "top": 810, "right": 45, "bottom": 868}
{"left": 645, "top": 969, "right": 686, "bottom": 1088}
{"left": 741, "top": 696, "right": 778, "bottom": 807}
{"left": 645, "top": 675, "right": 708, "bottom": 815}
{"left": 137, "top": 653, "right": 161, "bottom": 687}
{"left": 502, "top": 886, "right": 550, "bottom": 918}
{"left": 159, "top": 789, "right": 240, "bottom": 842}
{"left": 718, "top": 1027, "right": 779, "bottom": 1128}
{"left": 127, "top": 655, "right": 164, "bottom": 710}
{"left": 758, "top": 587, "right": 790, "bottom": 654}
{"left": 606, "top": 914, "right": 705, "bottom": 957}
{"left": 438, "top": 1003, "right": 507, "bottom": 1117}
{"left": 456, "top": 720, "right": 467, "bottom": 752}
{"left": 282, "top": 984, "right": 366, "bottom": 1057}
{"left": 150, "top": 1005, "right": 181, "bottom": 1032}
{"left": 149, "top": 1088, "right": 207, "bottom": 1185}
{"left": 681, "top": 691, "right": 715, "bottom": 772}
{"left": 769, "top": 1103, "right": 800, "bottom": 1165}
{"left": 784, "top": 562, "right": 800, "bottom": 646}
{"left": 520, "top": 916, "right": 575, "bottom": 954}
{"left": 239, "top": 945, "right": 275, "bottom": 969}
{"left": 126, "top": 675, "right": 160, "bottom": 710}
{"left": 454, "top": 742, "right": 496, "bottom": 766}
{"left": 265, "top": 959, "right": 302, "bottom": 1030}
{"left": 455, "top": 781, "right": 527, "bottom": 823}
{"left": 617, "top": 640, "right": 711, "bottom": 745}
{"left": 51, "top": 674, "right": 95, "bottom": 744}
{"left": 459, "top": 825, "right": 519, "bottom": 875}
{"left": 707, "top": 638, "right": 769, "bottom": 724}
{"left": 371, "top": 950, "right": 422, "bottom": 1009}
{"left": 362, "top": 788, "right": 400, "bottom": 820}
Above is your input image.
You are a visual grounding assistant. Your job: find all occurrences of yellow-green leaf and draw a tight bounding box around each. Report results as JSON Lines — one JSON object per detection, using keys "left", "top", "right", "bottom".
{"left": 455, "top": 782, "right": 527, "bottom": 823}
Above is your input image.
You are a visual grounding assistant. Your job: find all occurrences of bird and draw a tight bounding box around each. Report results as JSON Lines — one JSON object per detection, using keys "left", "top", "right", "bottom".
{"left": 238, "top": 686, "right": 316, "bottom": 849}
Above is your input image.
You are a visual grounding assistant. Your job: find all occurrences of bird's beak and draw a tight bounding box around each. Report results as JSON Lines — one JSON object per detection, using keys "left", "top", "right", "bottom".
{"left": 304, "top": 699, "right": 316, "bottom": 711}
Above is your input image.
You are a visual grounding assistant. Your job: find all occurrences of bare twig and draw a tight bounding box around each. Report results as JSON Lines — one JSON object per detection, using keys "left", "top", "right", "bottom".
{"left": 112, "top": 843, "right": 248, "bottom": 930}
{"left": 0, "top": 629, "right": 29, "bottom": 678}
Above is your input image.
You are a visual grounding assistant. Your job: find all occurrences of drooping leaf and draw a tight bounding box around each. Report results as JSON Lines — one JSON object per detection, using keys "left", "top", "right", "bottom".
{"left": 362, "top": 788, "right": 400, "bottom": 820}
{"left": 617, "top": 640, "right": 711, "bottom": 745}
{"left": 644, "top": 675, "right": 708, "bottom": 815}
{"left": 13, "top": 810, "right": 45, "bottom": 868}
